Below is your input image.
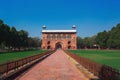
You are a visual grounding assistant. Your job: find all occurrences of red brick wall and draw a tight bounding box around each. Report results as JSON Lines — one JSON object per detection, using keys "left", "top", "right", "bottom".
{"left": 42, "top": 33, "right": 76, "bottom": 50}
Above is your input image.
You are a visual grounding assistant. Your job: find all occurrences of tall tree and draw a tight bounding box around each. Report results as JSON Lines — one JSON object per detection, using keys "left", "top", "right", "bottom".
{"left": 18, "top": 30, "right": 29, "bottom": 48}
{"left": 0, "top": 19, "right": 41, "bottom": 50}
{"left": 96, "top": 30, "right": 109, "bottom": 48}
{"left": 10, "top": 27, "right": 18, "bottom": 49}
{"left": 107, "top": 24, "right": 120, "bottom": 49}
{"left": 0, "top": 24, "right": 10, "bottom": 47}
{"left": 0, "top": 19, "right": 4, "bottom": 44}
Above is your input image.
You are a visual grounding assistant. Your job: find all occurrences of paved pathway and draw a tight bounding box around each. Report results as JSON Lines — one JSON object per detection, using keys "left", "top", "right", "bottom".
{"left": 16, "top": 49, "right": 87, "bottom": 80}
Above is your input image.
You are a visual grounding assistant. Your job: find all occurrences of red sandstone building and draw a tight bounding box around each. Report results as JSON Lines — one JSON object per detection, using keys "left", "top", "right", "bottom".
{"left": 42, "top": 25, "right": 77, "bottom": 50}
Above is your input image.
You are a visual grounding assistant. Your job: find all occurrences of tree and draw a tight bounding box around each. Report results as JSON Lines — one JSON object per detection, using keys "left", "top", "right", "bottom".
{"left": 17, "top": 30, "right": 29, "bottom": 48}
{"left": 0, "top": 20, "right": 11, "bottom": 49}
{"left": 77, "top": 36, "right": 97, "bottom": 49}
{"left": 32, "top": 37, "right": 41, "bottom": 47}
{"left": 83, "top": 36, "right": 96, "bottom": 48}
{"left": 0, "top": 19, "right": 41, "bottom": 51}
{"left": 0, "top": 19, "right": 3, "bottom": 25}
{"left": 95, "top": 30, "right": 108, "bottom": 48}
{"left": 0, "top": 24, "right": 10, "bottom": 47}
{"left": 107, "top": 24, "right": 120, "bottom": 49}
{"left": 0, "top": 20, "right": 3, "bottom": 44}
{"left": 28, "top": 37, "right": 41, "bottom": 48}
{"left": 77, "top": 36, "right": 84, "bottom": 49}
{"left": 9, "top": 27, "right": 18, "bottom": 49}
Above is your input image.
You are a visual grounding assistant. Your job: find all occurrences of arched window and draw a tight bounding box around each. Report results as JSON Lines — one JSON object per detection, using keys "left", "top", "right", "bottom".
{"left": 47, "top": 41, "right": 50, "bottom": 44}
{"left": 62, "top": 34, "right": 66, "bottom": 39}
{"left": 57, "top": 34, "right": 61, "bottom": 39}
{"left": 52, "top": 34, "right": 56, "bottom": 39}
{"left": 68, "top": 41, "right": 71, "bottom": 44}
{"left": 67, "top": 34, "right": 71, "bottom": 39}
{"left": 47, "top": 34, "right": 51, "bottom": 40}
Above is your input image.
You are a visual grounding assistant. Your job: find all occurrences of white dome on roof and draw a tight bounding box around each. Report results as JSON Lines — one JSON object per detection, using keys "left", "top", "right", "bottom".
{"left": 73, "top": 25, "right": 76, "bottom": 27}
{"left": 42, "top": 25, "right": 46, "bottom": 27}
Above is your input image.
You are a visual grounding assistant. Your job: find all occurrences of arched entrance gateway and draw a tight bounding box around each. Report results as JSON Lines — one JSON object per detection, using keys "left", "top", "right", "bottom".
{"left": 55, "top": 42, "right": 62, "bottom": 49}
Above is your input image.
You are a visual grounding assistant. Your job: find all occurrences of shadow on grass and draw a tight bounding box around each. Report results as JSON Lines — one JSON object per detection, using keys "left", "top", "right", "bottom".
{"left": 98, "top": 65, "right": 120, "bottom": 80}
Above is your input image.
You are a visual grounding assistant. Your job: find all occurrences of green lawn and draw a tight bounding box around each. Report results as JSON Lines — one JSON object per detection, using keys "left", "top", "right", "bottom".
{"left": 0, "top": 50, "right": 48, "bottom": 64}
{"left": 69, "top": 50, "right": 120, "bottom": 70}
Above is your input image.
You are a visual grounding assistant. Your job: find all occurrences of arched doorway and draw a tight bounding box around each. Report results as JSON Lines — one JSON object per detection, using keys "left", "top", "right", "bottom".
{"left": 55, "top": 42, "right": 62, "bottom": 49}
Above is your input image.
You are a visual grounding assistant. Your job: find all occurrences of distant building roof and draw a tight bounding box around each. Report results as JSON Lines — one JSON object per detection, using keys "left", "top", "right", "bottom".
{"left": 42, "top": 30, "right": 76, "bottom": 33}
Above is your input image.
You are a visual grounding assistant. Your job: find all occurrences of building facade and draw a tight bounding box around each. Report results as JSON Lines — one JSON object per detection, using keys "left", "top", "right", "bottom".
{"left": 42, "top": 25, "right": 77, "bottom": 50}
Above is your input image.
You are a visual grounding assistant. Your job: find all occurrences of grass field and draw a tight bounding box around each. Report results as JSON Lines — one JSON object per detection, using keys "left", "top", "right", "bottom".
{"left": 69, "top": 50, "right": 120, "bottom": 70}
{"left": 0, "top": 50, "right": 48, "bottom": 64}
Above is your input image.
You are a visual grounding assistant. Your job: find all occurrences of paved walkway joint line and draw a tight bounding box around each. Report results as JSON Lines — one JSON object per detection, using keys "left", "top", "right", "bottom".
{"left": 16, "top": 49, "right": 87, "bottom": 80}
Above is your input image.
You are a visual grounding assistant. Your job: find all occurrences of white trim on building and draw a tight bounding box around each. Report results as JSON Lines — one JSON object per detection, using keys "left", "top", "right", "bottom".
{"left": 42, "top": 30, "right": 76, "bottom": 33}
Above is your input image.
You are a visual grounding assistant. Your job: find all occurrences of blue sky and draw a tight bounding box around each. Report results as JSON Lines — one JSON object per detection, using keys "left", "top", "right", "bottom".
{"left": 0, "top": 0, "right": 120, "bottom": 38}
